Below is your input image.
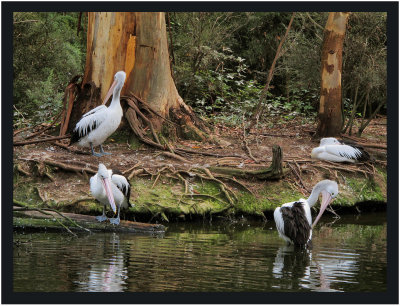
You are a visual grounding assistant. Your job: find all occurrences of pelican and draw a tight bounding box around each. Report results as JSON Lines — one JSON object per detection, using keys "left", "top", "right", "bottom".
{"left": 311, "top": 137, "right": 370, "bottom": 163}
{"left": 70, "top": 71, "right": 126, "bottom": 157}
{"left": 274, "top": 180, "right": 339, "bottom": 247}
{"left": 90, "top": 163, "right": 132, "bottom": 225}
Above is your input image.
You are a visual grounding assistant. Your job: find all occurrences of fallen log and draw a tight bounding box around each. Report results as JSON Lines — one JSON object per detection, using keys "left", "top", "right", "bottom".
{"left": 208, "top": 145, "right": 285, "bottom": 180}
{"left": 13, "top": 206, "right": 165, "bottom": 235}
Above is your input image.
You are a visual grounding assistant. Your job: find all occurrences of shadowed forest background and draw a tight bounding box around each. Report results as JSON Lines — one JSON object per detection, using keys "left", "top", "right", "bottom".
{"left": 13, "top": 12, "right": 386, "bottom": 134}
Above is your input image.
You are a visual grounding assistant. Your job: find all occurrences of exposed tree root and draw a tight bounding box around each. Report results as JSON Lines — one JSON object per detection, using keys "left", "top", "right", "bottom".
{"left": 13, "top": 135, "right": 71, "bottom": 146}
{"left": 20, "top": 157, "right": 97, "bottom": 175}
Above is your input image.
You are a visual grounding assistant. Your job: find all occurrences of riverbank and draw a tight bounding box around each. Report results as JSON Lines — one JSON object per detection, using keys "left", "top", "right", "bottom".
{"left": 13, "top": 117, "right": 387, "bottom": 225}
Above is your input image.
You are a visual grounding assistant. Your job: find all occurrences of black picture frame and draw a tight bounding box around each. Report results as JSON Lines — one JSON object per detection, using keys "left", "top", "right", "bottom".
{"left": 3, "top": 1, "right": 398, "bottom": 304}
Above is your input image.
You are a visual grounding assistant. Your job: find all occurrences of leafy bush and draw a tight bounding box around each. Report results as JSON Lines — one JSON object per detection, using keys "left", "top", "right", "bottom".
{"left": 13, "top": 12, "right": 85, "bottom": 126}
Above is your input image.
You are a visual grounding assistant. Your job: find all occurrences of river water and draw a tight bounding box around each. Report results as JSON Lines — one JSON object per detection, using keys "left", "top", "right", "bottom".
{"left": 13, "top": 212, "right": 386, "bottom": 292}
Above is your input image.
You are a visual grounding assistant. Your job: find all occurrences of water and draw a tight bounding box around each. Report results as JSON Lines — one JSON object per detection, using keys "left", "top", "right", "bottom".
{"left": 13, "top": 212, "right": 386, "bottom": 292}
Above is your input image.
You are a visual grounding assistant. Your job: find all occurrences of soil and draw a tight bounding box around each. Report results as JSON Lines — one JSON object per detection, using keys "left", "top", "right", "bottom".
{"left": 13, "top": 116, "right": 387, "bottom": 222}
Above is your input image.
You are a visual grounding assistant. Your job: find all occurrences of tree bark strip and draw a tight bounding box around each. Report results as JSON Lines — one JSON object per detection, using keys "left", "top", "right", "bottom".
{"left": 316, "top": 12, "right": 350, "bottom": 137}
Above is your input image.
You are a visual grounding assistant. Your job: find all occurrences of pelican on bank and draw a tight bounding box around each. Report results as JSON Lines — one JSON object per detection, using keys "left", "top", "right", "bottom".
{"left": 274, "top": 180, "right": 339, "bottom": 247}
{"left": 70, "top": 71, "right": 126, "bottom": 157}
{"left": 311, "top": 137, "right": 370, "bottom": 163}
{"left": 90, "top": 163, "right": 132, "bottom": 225}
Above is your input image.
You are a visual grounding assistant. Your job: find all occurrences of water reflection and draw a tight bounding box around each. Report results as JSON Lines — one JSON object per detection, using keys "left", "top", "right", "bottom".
{"left": 74, "top": 233, "right": 128, "bottom": 292}
{"left": 13, "top": 213, "right": 387, "bottom": 292}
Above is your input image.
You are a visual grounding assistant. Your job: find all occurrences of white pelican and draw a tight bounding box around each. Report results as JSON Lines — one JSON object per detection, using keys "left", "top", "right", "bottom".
{"left": 274, "top": 180, "right": 339, "bottom": 247}
{"left": 70, "top": 71, "right": 126, "bottom": 157}
{"left": 90, "top": 163, "right": 132, "bottom": 225}
{"left": 311, "top": 137, "right": 370, "bottom": 163}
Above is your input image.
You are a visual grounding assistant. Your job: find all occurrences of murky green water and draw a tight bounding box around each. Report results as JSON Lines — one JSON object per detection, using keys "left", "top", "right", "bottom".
{"left": 13, "top": 213, "right": 386, "bottom": 292}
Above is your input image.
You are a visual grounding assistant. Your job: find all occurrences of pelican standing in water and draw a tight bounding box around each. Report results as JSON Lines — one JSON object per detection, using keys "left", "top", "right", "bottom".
{"left": 90, "top": 163, "right": 132, "bottom": 225}
{"left": 70, "top": 71, "right": 126, "bottom": 157}
{"left": 274, "top": 180, "right": 339, "bottom": 247}
{"left": 311, "top": 137, "right": 370, "bottom": 163}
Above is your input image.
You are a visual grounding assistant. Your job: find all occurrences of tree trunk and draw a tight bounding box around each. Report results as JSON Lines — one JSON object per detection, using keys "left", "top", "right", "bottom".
{"left": 68, "top": 12, "right": 208, "bottom": 141}
{"left": 315, "top": 12, "right": 350, "bottom": 138}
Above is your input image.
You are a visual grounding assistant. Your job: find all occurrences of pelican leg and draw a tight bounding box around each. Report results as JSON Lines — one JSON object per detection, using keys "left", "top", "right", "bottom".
{"left": 96, "top": 205, "right": 108, "bottom": 222}
{"left": 109, "top": 205, "right": 121, "bottom": 225}
{"left": 90, "top": 142, "right": 103, "bottom": 157}
{"left": 99, "top": 144, "right": 112, "bottom": 155}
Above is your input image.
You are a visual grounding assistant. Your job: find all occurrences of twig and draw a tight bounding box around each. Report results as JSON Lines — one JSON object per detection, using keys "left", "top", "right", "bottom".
{"left": 122, "top": 162, "right": 141, "bottom": 175}
{"left": 151, "top": 173, "right": 161, "bottom": 188}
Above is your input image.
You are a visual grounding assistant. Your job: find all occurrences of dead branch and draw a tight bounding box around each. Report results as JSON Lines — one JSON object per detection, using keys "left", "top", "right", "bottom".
{"left": 156, "top": 151, "right": 190, "bottom": 163}
{"left": 60, "top": 82, "right": 78, "bottom": 136}
{"left": 122, "top": 162, "right": 141, "bottom": 175}
{"left": 247, "top": 12, "right": 296, "bottom": 133}
{"left": 242, "top": 116, "right": 259, "bottom": 162}
{"left": 25, "top": 111, "right": 63, "bottom": 140}
{"left": 14, "top": 135, "right": 71, "bottom": 146}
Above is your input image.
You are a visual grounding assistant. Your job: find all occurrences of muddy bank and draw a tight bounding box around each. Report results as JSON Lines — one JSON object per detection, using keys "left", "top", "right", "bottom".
{"left": 13, "top": 117, "right": 387, "bottom": 225}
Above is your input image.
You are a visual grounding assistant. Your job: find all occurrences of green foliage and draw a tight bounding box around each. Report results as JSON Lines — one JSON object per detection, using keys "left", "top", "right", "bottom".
{"left": 342, "top": 12, "right": 387, "bottom": 115}
{"left": 13, "top": 12, "right": 86, "bottom": 126}
{"left": 169, "top": 12, "right": 386, "bottom": 124}
{"left": 12, "top": 12, "right": 386, "bottom": 128}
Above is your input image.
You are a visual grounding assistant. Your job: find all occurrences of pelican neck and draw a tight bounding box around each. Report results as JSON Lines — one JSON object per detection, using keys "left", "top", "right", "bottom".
{"left": 307, "top": 184, "right": 322, "bottom": 207}
{"left": 109, "top": 86, "right": 122, "bottom": 107}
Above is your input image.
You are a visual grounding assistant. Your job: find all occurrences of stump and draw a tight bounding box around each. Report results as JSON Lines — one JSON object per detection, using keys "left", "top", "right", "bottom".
{"left": 209, "top": 145, "right": 285, "bottom": 180}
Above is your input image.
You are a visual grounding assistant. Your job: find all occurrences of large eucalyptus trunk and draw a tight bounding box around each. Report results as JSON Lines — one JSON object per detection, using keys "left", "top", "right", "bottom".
{"left": 68, "top": 12, "right": 208, "bottom": 140}
{"left": 315, "top": 12, "right": 350, "bottom": 138}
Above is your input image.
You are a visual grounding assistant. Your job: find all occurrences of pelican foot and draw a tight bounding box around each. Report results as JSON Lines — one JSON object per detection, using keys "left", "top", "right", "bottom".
{"left": 96, "top": 215, "right": 108, "bottom": 222}
{"left": 92, "top": 152, "right": 104, "bottom": 157}
{"left": 109, "top": 217, "right": 120, "bottom": 225}
{"left": 99, "top": 145, "right": 112, "bottom": 155}
{"left": 90, "top": 142, "right": 104, "bottom": 157}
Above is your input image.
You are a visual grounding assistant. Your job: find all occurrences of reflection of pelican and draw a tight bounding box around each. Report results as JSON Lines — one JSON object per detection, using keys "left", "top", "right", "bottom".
{"left": 75, "top": 234, "right": 128, "bottom": 292}
{"left": 273, "top": 245, "right": 312, "bottom": 280}
{"left": 272, "top": 245, "right": 340, "bottom": 292}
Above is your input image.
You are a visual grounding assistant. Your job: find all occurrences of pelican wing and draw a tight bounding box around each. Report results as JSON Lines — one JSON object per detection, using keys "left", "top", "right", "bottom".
{"left": 325, "top": 144, "right": 368, "bottom": 161}
{"left": 111, "top": 173, "right": 131, "bottom": 205}
{"left": 278, "top": 201, "right": 311, "bottom": 245}
{"left": 274, "top": 207, "right": 286, "bottom": 237}
{"left": 70, "top": 105, "right": 108, "bottom": 143}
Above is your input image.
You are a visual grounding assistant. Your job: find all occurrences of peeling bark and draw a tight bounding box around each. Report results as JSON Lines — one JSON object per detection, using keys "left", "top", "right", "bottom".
{"left": 316, "top": 12, "right": 350, "bottom": 138}
{"left": 68, "top": 12, "right": 208, "bottom": 141}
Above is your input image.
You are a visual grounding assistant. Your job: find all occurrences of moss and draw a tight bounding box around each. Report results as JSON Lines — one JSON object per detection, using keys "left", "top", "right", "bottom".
{"left": 181, "top": 124, "right": 206, "bottom": 142}
{"left": 13, "top": 183, "right": 43, "bottom": 206}
{"left": 13, "top": 164, "right": 387, "bottom": 220}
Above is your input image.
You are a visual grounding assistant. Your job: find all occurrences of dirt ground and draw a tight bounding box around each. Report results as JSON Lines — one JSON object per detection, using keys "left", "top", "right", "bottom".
{"left": 13, "top": 116, "right": 387, "bottom": 219}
